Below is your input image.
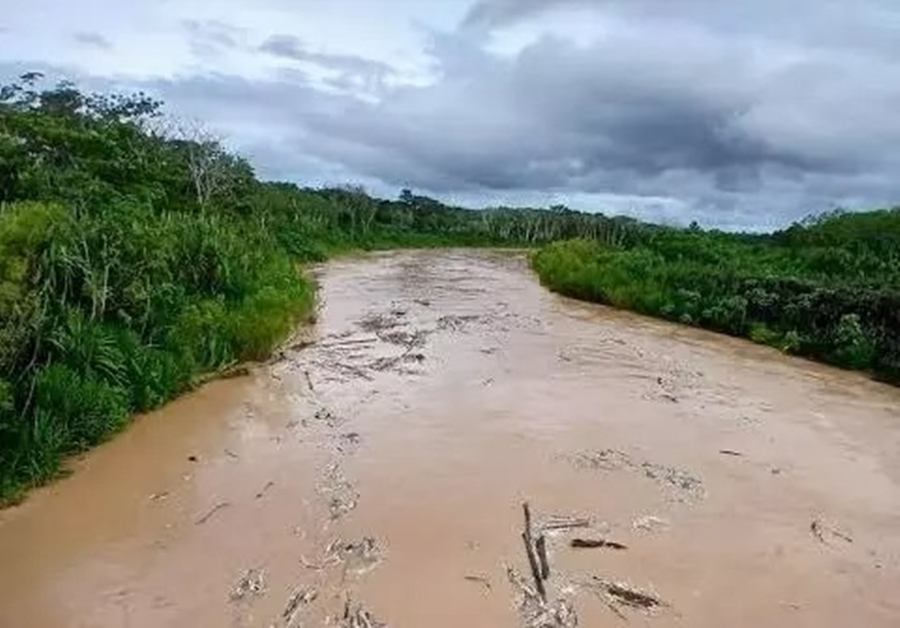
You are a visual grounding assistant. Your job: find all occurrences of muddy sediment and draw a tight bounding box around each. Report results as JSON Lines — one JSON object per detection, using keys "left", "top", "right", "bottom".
{"left": 1, "top": 249, "right": 899, "bottom": 627}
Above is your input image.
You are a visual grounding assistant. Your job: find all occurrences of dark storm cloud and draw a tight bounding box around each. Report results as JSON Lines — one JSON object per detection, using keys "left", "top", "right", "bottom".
{"left": 133, "top": 14, "right": 900, "bottom": 228}
{"left": 72, "top": 32, "right": 112, "bottom": 50}
{"left": 6, "top": 0, "right": 900, "bottom": 228}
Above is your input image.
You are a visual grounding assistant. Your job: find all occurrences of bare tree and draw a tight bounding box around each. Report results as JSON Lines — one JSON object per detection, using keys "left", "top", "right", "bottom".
{"left": 176, "top": 121, "right": 233, "bottom": 211}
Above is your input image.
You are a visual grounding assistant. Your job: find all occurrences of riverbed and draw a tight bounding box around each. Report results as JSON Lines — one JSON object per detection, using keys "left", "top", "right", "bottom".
{"left": 1, "top": 249, "right": 898, "bottom": 627}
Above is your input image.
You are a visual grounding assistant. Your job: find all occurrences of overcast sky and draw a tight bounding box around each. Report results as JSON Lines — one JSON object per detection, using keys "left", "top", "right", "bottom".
{"left": 2, "top": 0, "right": 899, "bottom": 229}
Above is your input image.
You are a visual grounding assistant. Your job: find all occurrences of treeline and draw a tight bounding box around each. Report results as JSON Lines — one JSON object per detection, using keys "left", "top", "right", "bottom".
{"left": 0, "top": 74, "right": 638, "bottom": 502}
{"left": 6, "top": 73, "right": 895, "bottom": 503}
{"left": 533, "top": 210, "right": 900, "bottom": 383}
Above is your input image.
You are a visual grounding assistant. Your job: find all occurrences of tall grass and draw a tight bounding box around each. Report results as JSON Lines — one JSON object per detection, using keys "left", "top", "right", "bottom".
{"left": 533, "top": 232, "right": 900, "bottom": 383}
{"left": 0, "top": 200, "right": 315, "bottom": 504}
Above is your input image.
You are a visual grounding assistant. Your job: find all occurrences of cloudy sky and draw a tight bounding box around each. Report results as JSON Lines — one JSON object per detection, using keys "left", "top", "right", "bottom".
{"left": 2, "top": 0, "right": 899, "bottom": 229}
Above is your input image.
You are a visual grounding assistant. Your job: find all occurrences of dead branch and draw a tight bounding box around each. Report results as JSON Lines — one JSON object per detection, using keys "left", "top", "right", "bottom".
{"left": 522, "top": 502, "right": 547, "bottom": 601}
{"left": 536, "top": 534, "right": 550, "bottom": 580}
{"left": 541, "top": 517, "right": 591, "bottom": 532}
{"left": 464, "top": 574, "right": 492, "bottom": 591}
{"left": 590, "top": 577, "right": 664, "bottom": 611}
{"left": 570, "top": 538, "right": 628, "bottom": 550}
{"left": 195, "top": 501, "right": 230, "bottom": 525}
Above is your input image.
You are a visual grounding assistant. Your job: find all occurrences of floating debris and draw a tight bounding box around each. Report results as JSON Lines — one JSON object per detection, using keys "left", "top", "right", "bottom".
{"left": 314, "top": 408, "right": 344, "bottom": 428}
{"left": 541, "top": 516, "right": 593, "bottom": 532}
{"left": 507, "top": 567, "right": 578, "bottom": 628}
{"left": 337, "top": 597, "right": 387, "bottom": 628}
{"left": 436, "top": 314, "right": 482, "bottom": 332}
{"left": 318, "top": 463, "right": 359, "bottom": 520}
{"left": 811, "top": 518, "right": 853, "bottom": 545}
{"left": 632, "top": 515, "right": 670, "bottom": 532}
{"left": 464, "top": 574, "right": 492, "bottom": 592}
{"left": 281, "top": 586, "right": 317, "bottom": 625}
{"left": 378, "top": 329, "right": 429, "bottom": 349}
{"left": 641, "top": 462, "right": 705, "bottom": 501}
{"left": 358, "top": 313, "right": 403, "bottom": 333}
{"left": 568, "top": 450, "right": 705, "bottom": 501}
{"left": 570, "top": 538, "right": 628, "bottom": 550}
{"left": 229, "top": 568, "right": 266, "bottom": 602}
{"left": 338, "top": 537, "right": 384, "bottom": 575}
{"left": 195, "top": 501, "right": 230, "bottom": 525}
{"left": 568, "top": 449, "right": 633, "bottom": 471}
{"left": 585, "top": 577, "right": 665, "bottom": 617}
{"left": 336, "top": 432, "right": 362, "bottom": 455}
{"left": 255, "top": 481, "right": 275, "bottom": 499}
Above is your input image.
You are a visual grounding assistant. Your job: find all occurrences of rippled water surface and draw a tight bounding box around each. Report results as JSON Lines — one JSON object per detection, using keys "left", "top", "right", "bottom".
{"left": 1, "top": 250, "right": 899, "bottom": 627}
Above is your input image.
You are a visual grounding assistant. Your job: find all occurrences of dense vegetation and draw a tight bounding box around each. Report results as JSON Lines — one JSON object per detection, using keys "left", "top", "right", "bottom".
{"left": 2, "top": 73, "right": 897, "bottom": 504}
{"left": 0, "top": 74, "right": 639, "bottom": 503}
{"left": 533, "top": 210, "right": 900, "bottom": 383}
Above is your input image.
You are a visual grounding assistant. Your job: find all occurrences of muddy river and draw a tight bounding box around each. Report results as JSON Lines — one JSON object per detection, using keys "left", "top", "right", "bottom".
{"left": 1, "top": 250, "right": 899, "bottom": 627}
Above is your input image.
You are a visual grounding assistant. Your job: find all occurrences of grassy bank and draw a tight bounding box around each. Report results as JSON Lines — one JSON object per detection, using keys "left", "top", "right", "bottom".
{"left": 0, "top": 75, "right": 642, "bottom": 504}
{"left": 3, "top": 73, "right": 898, "bottom": 504}
{"left": 532, "top": 215, "right": 900, "bottom": 383}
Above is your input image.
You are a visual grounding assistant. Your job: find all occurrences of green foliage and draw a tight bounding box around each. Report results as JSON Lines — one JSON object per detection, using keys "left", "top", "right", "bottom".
{"left": 3, "top": 72, "right": 898, "bottom": 505}
{"left": 3, "top": 74, "right": 657, "bottom": 503}
{"left": 0, "top": 75, "right": 328, "bottom": 502}
{"left": 534, "top": 215, "right": 900, "bottom": 383}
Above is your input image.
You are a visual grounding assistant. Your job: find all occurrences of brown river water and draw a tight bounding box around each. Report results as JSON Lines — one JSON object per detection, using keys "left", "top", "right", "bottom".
{"left": 1, "top": 249, "right": 899, "bottom": 628}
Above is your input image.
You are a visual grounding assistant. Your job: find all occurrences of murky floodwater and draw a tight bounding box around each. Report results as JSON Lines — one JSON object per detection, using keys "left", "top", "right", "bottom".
{"left": 2, "top": 249, "right": 899, "bottom": 627}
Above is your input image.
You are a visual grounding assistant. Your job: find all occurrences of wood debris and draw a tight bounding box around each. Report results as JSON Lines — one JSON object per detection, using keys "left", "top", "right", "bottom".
{"left": 811, "top": 518, "right": 853, "bottom": 545}
{"left": 255, "top": 480, "right": 275, "bottom": 499}
{"left": 338, "top": 597, "right": 387, "bottom": 628}
{"left": 507, "top": 567, "right": 578, "bottom": 628}
{"left": 541, "top": 516, "right": 592, "bottom": 532}
{"left": 632, "top": 515, "right": 669, "bottom": 532}
{"left": 282, "top": 586, "right": 317, "bottom": 625}
{"left": 570, "top": 538, "right": 627, "bottom": 550}
{"left": 195, "top": 501, "right": 230, "bottom": 525}
{"left": 521, "top": 502, "right": 547, "bottom": 601}
{"left": 464, "top": 574, "right": 492, "bottom": 591}
{"left": 229, "top": 568, "right": 266, "bottom": 602}
{"left": 588, "top": 577, "right": 665, "bottom": 613}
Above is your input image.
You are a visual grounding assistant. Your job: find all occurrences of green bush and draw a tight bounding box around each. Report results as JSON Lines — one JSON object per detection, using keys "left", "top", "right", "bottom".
{"left": 533, "top": 236, "right": 900, "bottom": 383}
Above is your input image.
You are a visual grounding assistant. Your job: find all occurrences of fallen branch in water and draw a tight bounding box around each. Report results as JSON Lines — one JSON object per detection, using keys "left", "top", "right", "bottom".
{"left": 811, "top": 518, "right": 853, "bottom": 545}
{"left": 464, "top": 574, "right": 492, "bottom": 591}
{"left": 541, "top": 516, "right": 591, "bottom": 532}
{"left": 570, "top": 538, "right": 628, "bottom": 550}
{"left": 588, "top": 577, "right": 665, "bottom": 612}
{"left": 255, "top": 481, "right": 275, "bottom": 499}
{"left": 195, "top": 501, "right": 230, "bottom": 525}
{"left": 536, "top": 534, "right": 550, "bottom": 580}
{"left": 339, "top": 596, "right": 386, "bottom": 628}
{"left": 521, "top": 502, "right": 547, "bottom": 601}
{"left": 282, "top": 586, "right": 317, "bottom": 625}
{"left": 507, "top": 566, "right": 578, "bottom": 628}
